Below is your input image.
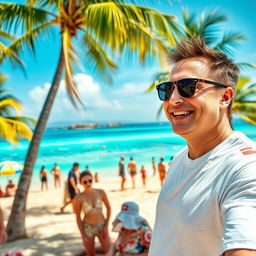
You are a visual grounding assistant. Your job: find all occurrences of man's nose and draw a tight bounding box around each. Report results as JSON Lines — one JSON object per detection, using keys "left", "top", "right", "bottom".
{"left": 168, "top": 84, "right": 184, "bottom": 105}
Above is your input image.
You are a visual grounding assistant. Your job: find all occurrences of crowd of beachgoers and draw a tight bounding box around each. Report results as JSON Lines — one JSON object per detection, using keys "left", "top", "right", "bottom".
{"left": 0, "top": 156, "right": 171, "bottom": 256}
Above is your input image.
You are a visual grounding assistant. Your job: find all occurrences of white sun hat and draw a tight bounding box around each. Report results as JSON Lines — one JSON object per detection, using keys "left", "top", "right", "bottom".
{"left": 112, "top": 201, "right": 149, "bottom": 232}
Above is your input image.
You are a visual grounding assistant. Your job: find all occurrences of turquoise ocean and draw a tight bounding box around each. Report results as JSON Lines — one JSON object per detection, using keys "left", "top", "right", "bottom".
{"left": 0, "top": 120, "right": 255, "bottom": 189}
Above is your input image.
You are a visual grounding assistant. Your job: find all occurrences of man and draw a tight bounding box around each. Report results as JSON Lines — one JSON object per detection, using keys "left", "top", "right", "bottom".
{"left": 0, "top": 207, "right": 7, "bottom": 245}
{"left": 5, "top": 180, "right": 17, "bottom": 197}
{"left": 51, "top": 163, "right": 61, "bottom": 188}
{"left": 151, "top": 157, "right": 157, "bottom": 176}
{"left": 149, "top": 37, "right": 256, "bottom": 256}
{"left": 61, "top": 162, "right": 80, "bottom": 212}
{"left": 157, "top": 157, "right": 166, "bottom": 187}
{"left": 118, "top": 156, "right": 126, "bottom": 191}
{"left": 127, "top": 157, "right": 137, "bottom": 189}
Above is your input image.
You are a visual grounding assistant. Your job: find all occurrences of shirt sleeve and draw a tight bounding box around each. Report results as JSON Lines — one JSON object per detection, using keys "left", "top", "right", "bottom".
{"left": 220, "top": 161, "right": 256, "bottom": 254}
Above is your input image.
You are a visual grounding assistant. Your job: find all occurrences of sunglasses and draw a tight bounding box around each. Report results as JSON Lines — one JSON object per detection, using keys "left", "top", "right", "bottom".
{"left": 156, "top": 78, "right": 227, "bottom": 101}
{"left": 83, "top": 179, "right": 92, "bottom": 184}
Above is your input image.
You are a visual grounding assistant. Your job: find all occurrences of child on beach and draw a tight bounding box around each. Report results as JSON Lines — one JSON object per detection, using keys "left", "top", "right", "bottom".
{"left": 140, "top": 165, "right": 147, "bottom": 188}
{"left": 106, "top": 201, "right": 152, "bottom": 256}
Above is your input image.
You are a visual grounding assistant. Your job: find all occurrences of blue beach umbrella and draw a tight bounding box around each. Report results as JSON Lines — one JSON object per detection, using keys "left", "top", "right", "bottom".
{"left": 0, "top": 161, "right": 23, "bottom": 176}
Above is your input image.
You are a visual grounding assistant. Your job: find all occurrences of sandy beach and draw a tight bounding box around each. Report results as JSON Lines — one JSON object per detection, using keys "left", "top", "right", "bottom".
{"left": 0, "top": 176, "right": 161, "bottom": 256}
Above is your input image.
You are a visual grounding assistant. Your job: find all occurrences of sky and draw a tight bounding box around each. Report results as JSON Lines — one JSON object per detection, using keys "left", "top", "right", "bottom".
{"left": 2, "top": 0, "right": 256, "bottom": 127}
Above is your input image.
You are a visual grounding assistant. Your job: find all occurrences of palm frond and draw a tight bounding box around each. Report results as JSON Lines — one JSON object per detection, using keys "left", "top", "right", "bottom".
{"left": 145, "top": 71, "right": 169, "bottom": 92}
{"left": 81, "top": 29, "right": 117, "bottom": 85}
{"left": 0, "top": 116, "right": 33, "bottom": 143}
{"left": 235, "top": 89, "right": 256, "bottom": 102}
{"left": 213, "top": 32, "right": 246, "bottom": 56}
{"left": 199, "top": 9, "right": 227, "bottom": 44}
{"left": 8, "top": 116, "right": 37, "bottom": 127}
{"left": 0, "top": 2, "right": 55, "bottom": 32}
{"left": 236, "top": 77, "right": 251, "bottom": 91}
{"left": 0, "top": 42, "right": 24, "bottom": 67}
{"left": 84, "top": 2, "right": 180, "bottom": 61}
{"left": 232, "top": 101, "right": 256, "bottom": 114}
{"left": 237, "top": 113, "right": 256, "bottom": 125}
{"left": 0, "top": 29, "right": 15, "bottom": 42}
{"left": 182, "top": 8, "right": 197, "bottom": 36}
{"left": 0, "top": 98, "right": 22, "bottom": 114}
{"left": 237, "top": 62, "right": 256, "bottom": 70}
{"left": 0, "top": 74, "right": 8, "bottom": 86}
{"left": 62, "top": 29, "right": 83, "bottom": 109}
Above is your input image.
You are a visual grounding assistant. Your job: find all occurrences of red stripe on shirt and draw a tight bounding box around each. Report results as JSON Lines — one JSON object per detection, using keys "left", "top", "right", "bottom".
{"left": 242, "top": 150, "right": 256, "bottom": 155}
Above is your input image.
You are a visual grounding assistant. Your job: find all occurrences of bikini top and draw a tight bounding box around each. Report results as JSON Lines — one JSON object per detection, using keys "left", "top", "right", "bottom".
{"left": 83, "top": 198, "right": 103, "bottom": 214}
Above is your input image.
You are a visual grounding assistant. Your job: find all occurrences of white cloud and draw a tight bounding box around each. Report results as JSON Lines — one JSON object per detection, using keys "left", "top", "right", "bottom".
{"left": 26, "top": 73, "right": 163, "bottom": 124}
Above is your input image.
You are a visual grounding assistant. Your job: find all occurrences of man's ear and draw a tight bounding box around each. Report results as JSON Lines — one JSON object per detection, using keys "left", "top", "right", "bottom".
{"left": 220, "top": 87, "right": 234, "bottom": 110}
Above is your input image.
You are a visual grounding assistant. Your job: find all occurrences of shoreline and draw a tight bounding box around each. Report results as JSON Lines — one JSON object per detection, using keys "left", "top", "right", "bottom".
{"left": 0, "top": 175, "right": 161, "bottom": 255}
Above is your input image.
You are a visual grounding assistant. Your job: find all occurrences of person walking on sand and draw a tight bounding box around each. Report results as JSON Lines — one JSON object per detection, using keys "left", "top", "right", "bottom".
{"left": 149, "top": 37, "right": 256, "bottom": 256}
{"left": 157, "top": 157, "right": 166, "bottom": 187}
{"left": 61, "top": 162, "right": 80, "bottom": 212}
{"left": 40, "top": 166, "right": 48, "bottom": 191}
{"left": 127, "top": 157, "right": 137, "bottom": 189}
{"left": 51, "top": 163, "right": 61, "bottom": 188}
{"left": 73, "top": 171, "right": 111, "bottom": 256}
{"left": 151, "top": 157, "right": 156, "bottom": 176}
{"left": 118, "top": 156, "right": 126, "bottom": 191}
{"left": 140, "top": 165, "right": 147, "bottom": 188}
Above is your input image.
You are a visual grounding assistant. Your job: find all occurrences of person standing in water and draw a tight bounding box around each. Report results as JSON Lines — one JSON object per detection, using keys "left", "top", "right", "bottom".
{"left": 118, "top": 156, "right": 126, "bottom": 191}
{"left": 127, "top": 157, "right": 137, "bottom": 189}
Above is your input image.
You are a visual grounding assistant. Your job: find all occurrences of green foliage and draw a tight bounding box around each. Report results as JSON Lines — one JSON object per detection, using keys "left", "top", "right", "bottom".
{"left": 0, "top": 74, "right": 36, "bottom": 143}
{"left": 0, "top": 0, "right": 182, "bottom": 108}
{"left": 146, "top": 8, "right": 256, "bottom": 124}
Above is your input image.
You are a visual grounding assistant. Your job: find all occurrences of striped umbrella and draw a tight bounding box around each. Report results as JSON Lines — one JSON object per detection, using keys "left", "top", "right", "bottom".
{"left": 0, "top": 161, "right": 23, "bottom": 176}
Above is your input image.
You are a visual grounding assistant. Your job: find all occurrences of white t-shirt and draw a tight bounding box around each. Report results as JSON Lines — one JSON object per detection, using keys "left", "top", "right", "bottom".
{"left": 149, "top": 131, "right": 256, "bottom": 256}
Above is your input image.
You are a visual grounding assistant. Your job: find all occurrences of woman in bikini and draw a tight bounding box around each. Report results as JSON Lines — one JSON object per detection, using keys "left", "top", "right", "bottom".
{"left": 73, "top": 171, "right": 111, "bottom": 256}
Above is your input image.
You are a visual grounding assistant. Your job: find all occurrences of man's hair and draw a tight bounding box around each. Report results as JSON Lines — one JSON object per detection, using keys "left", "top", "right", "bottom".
{"left": 73, "top": 162, "right": 79, "bottom": 167}
{"left": 168, "top": 37, "right": 240, "bottom": 121}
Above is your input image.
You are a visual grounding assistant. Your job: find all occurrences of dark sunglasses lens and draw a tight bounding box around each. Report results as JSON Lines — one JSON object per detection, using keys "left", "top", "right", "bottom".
{"left": 177, "top": 79, "right": 196, "bottom": 98}
{"left": 157, "top": 83, "right": 173, "bottom": 101}
{"left": 83, "top": 179, "right": 92, "bottom": 184}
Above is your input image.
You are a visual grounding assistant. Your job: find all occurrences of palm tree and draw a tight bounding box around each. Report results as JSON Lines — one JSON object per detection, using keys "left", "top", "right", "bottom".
{"left": 0, "top": 74, "right": 35, "bottom": 143}
{"left": 0, "top": 29, "right": 24, "bottom": 67}
{"left": 146, "top": 8, "right": 256, "bottom": 120}
{"left": 0, "top": 0, "right": 182, "bottom": 240}
{"left": 232, "top": 77, "right": 256, "bottom": 124}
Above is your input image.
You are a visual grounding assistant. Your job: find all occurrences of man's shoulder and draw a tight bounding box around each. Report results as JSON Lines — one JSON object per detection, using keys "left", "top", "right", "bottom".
{"left": 220, "top": 131, "right": 256, "bottom": 160}
{"left": 211, "top": 132, "right": 256, "bottom": 173}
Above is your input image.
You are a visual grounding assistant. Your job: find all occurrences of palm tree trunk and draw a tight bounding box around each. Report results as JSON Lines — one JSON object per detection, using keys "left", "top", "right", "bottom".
{"left": 6, "top": 45, "right": 65, "bottom": 241}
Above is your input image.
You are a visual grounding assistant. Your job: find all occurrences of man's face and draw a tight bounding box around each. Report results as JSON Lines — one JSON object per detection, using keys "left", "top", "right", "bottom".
{"left": 163, "top": 57, "right": 227, "bottom": 140}
{"left": 74, "top": 165, "right": 79, "bottom": 171}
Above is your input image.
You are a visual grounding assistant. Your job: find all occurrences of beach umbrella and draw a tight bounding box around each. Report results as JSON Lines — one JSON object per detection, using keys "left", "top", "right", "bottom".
{"left": 0, "top": 161, "right": 23, "bottom": 176}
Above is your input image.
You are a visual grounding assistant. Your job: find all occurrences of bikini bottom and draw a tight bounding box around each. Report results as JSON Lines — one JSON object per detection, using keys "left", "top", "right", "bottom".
{"left": 83, "top": 219, "right": 105, "bottom": 237}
